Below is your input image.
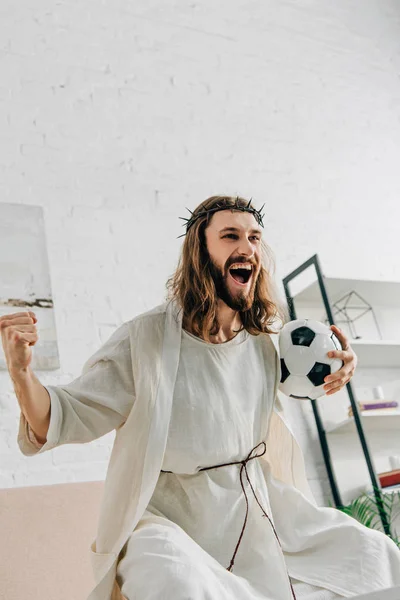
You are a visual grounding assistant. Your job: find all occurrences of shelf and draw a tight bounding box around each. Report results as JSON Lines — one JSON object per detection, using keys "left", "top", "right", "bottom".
{"left": 326, "top": 411, "right": 400, "bottom": 434}
{"left": 284, "top": 258, "right": 400, "bottom": 510}
{"left": 292, "top": 277, "right": 400, "bottom": 308}
{"left": 350, "top": 339, "right": 400, "bottom": 368}
{"left": 382, "top": 486, "right": 400, "bottom": 495}
{"left": 363, "top": 486, "right": 400, "bottom": 496}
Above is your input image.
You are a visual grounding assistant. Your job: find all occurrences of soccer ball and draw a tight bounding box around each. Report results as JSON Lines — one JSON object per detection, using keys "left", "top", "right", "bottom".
{"left": 278, "top": 319, "right": 344, "bottom": 400}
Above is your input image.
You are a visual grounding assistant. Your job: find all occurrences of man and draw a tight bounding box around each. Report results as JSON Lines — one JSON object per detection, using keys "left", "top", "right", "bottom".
{"left": 4, "top": 195, "right": 400, "bottom": 600}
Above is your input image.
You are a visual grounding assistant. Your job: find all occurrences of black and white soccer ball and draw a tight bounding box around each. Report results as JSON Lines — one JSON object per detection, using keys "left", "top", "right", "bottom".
{"left": 278, "top": 319, "right": 344, "bottom": 400}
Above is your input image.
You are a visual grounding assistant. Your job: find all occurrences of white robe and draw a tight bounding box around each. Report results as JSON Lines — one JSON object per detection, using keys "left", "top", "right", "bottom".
{"left": 116, "top": 326, "right": 344, "bottom": 599}
{"left": 17, "top": 300, "right": 400, "bottom": 599}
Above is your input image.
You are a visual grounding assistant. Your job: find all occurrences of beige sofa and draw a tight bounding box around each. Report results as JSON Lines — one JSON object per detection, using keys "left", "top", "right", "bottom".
{"left": 1, "top": 480, "right": 400, "bottom": 600}
{"left": 0, "top": 480, "right": 104, "bottom": 600}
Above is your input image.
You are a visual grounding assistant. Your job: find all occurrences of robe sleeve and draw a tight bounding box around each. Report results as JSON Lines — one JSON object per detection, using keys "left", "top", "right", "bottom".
{"left": 17, "top": 322, "right": 135, "bottom": 457}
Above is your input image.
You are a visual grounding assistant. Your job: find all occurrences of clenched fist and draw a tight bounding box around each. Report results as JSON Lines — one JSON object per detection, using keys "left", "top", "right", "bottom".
{"left": 0, "top": 311, "right": 38, "bottom": 374}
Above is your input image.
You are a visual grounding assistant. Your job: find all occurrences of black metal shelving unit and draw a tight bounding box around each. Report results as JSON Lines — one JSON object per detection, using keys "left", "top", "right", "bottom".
{"left": 282, "top": 253, "right": 392, "bottom": 536}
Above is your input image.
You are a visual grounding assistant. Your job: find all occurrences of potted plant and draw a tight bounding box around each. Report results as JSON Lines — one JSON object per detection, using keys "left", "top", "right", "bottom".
{"left": 335, "top": 488, "right": 400, "bottom": 548}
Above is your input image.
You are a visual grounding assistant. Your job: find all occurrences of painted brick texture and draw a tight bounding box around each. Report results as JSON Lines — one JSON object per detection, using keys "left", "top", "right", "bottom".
{"left": 1, "top": 0, "right": 400, "bottom": 505}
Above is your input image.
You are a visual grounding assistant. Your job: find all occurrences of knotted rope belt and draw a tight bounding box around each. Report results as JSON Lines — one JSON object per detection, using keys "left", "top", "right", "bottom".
{"left": 161, "top": 441, "right": 297, "bottom": 599}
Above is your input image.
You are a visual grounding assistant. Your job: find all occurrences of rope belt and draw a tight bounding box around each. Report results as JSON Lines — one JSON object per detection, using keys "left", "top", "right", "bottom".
{"left": 161, "top": 441, "right": 297, "bottom": 599}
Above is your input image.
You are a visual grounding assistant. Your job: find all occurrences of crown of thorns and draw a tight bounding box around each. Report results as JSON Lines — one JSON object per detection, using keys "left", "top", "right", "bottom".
{"left": 177, "top": 197, "right": 265, "bottom": 238}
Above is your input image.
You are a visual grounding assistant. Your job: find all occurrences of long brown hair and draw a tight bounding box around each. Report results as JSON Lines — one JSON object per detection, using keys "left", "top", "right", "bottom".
{"left": 166, "top": 195, "right": 287, "bottom": 342}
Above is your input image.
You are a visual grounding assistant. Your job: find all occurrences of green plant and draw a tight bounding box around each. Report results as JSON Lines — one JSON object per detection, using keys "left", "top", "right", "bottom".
{"left": 334, "top": 487, "right": 400, "bottom": 549}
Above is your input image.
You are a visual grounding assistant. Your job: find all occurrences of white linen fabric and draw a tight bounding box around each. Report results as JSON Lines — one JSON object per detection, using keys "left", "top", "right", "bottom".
{"left": 115, "top": 328, "right": 345, "bottom": 599}
{"left": 17, "top": 300, "right": 400, "bottom": 599}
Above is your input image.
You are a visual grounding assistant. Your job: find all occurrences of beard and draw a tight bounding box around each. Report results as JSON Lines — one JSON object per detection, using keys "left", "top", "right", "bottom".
{"left": 208, "top": 256, "right": 258, "bottom": 312}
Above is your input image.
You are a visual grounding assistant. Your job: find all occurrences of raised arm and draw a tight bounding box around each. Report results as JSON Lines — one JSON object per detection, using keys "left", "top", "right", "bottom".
{"left": 1, "top": 311, "right": 50, "bottom": 441}
{"left": 1, "top": 311, "right": 136, "bottom": 456}
{"left": 12, "top": 365, "right": 51, "bottom": 445}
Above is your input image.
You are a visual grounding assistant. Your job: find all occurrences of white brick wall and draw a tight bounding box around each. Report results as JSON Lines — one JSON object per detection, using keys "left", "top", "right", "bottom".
{"left": 1, "top": 0, "right": 400, "bottom": 505}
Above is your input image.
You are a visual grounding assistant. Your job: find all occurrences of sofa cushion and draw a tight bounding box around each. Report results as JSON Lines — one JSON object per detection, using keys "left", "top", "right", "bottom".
{"left": 0, "top": 480, "right": 104, "bottom": 600}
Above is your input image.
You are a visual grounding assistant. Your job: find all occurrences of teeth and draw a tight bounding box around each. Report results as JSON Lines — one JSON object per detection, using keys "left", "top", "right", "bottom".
{"left": 229, "top": 264, "right": 252, "bottom": 270}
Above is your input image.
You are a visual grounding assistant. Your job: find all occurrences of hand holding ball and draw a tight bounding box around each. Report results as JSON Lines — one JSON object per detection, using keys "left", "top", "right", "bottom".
{"left": 278, "top": 319, "right": 344, "bottom": 400}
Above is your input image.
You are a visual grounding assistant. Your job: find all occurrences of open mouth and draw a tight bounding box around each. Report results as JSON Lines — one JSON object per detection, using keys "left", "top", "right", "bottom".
{"left": 228, "top": 265, "right": 253, "bottom": 286}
